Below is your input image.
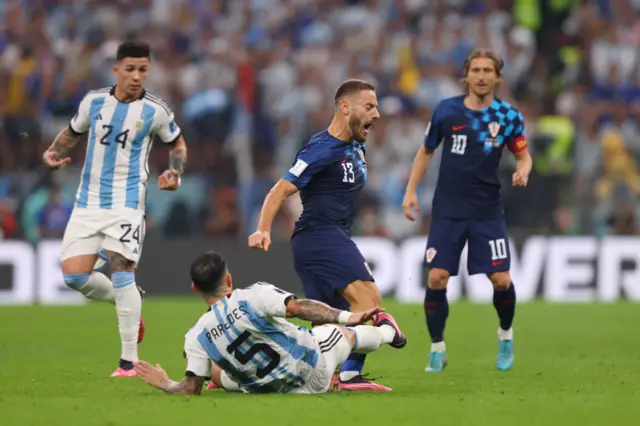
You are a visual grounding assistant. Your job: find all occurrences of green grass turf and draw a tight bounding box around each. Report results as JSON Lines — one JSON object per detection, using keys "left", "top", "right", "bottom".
{"left": 1, "top": 298, "right": 639, "bottom": 426}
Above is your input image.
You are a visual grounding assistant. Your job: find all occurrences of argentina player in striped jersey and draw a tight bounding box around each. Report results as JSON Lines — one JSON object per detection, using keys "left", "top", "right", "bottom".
{"left": 42, "top": 42, "right": 187, "bottom": 378}
{"left": 133, "top": 251, "right": 407, "bottom": 395}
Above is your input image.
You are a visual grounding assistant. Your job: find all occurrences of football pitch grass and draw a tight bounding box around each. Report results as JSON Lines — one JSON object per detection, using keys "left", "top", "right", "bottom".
{"left": 1, "top": 298, "right": 638, "bottom": 426}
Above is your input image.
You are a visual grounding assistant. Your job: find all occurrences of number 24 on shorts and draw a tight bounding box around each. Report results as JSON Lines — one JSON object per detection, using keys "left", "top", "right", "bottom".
{"left": 119, "top": 223, "right": 141, "bottom": 245}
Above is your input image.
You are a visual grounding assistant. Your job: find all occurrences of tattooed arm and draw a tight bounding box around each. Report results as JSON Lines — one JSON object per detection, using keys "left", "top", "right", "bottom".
{"left": 156, "top": 375, "right": 205, "bottom": 395}
{"left": 42, "top": 127, "right": 83, "bottom": 169}
{"left": 285, "top": 298, "right": 381, "bottom": 326}
{"left": 134, "top": 361, "right": 205, "bottom": 395}
{"left": 168, "top": 135, "right": 187, "bottom": 175}
{"left": 158, "top": 135, "right": 187, "bottom": 191}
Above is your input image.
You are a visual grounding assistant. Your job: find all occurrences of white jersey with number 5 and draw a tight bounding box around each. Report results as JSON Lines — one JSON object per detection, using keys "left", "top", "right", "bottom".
{"left": 184, "top": 283, "right": 320, "bottom": 394}
{"left": 69, "top": 86, "right": 181, "bottom": 211}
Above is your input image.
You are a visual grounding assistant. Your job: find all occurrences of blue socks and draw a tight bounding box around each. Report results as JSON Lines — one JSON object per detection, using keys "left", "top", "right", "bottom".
{"left": 424, "top": 287, "right": 448, "bottom": 343}
{"left": 339, "top": 352, "right": 367, "bottom": 381}
{"left": 493, "top": 282, "right": 516, "bottom": 331}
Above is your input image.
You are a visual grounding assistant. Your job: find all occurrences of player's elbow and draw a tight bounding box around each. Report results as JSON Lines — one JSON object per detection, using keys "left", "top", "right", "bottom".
{"left": 170, "top": 135, "right": 187, "bottom": 150}
{"left": 273, "top": 179, "right": 299, "bottom": 199}
{"left": 284, "top": 298, "right": 300, "bottom": 318}
{"left": 420, "top": 145, "right": 436, "bottom": 158}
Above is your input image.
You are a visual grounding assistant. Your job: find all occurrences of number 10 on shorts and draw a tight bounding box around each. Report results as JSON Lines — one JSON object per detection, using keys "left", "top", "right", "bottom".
{"left": 489, "top": 238, "right": 507, "bottom": 261}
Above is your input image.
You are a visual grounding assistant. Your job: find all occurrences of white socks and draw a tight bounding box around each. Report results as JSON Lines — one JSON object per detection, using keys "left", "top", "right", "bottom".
{"left": 499, "top": 327, "right": 513, "bottom": 341}
{"left": 112, "top": 272, "right": 141, "bottom": 362}
{"left": 78, "top": 272, "right": 116, "bottom": 303}
{"left": 431, "top": 341, "right": 446, "bottom": 353}
{"left": 351, "top": 324, "right": 395, "bottom": 353}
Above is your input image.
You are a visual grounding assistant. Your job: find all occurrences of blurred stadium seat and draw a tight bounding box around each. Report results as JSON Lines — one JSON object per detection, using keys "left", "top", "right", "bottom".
{"left": 0, "top": 0, "right": 638, "bottom": 243}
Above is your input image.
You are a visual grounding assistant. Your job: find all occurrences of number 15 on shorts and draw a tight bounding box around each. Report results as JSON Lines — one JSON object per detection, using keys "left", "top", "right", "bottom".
{"left": 489, "top": 238, "right": 508, "bottom": 266}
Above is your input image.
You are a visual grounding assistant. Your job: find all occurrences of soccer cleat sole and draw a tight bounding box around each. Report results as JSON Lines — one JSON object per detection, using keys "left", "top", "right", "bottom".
{"left": 337, "top": 381, "right": 392, "bottom": 392}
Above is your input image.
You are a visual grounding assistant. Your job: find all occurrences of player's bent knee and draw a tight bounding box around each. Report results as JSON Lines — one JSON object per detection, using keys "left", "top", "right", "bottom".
{"left": 489, "top": 271, "right": 511, "bottom": 290}
{"left": 61, "top": 255, "right": 99, "bottom": 275}
{"left": 340, "top": 326, "right": 357, "bottom": 349}
{"left": 369, "top": 285, "right": 382, "bottom": 307}
{"left": 340, "top": 280, "right": 380, "bottom": 309}
{"left": 63, "top": 272, "right": 91, "bottom": 290}
{"left": 428, "top": 268, "right": 450, "bottom": 290}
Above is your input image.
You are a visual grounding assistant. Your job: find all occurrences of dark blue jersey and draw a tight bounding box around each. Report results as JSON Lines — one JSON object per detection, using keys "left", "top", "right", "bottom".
{"left": 283, "top": 130, "right": 367, "bottom": 236}
{"left": 425, "top": 95, "right": 528, "bottom": 219}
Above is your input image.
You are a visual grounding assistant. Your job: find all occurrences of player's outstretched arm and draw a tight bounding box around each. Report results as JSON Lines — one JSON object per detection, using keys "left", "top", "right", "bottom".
{"left": 285, "top": 297, "right": 382, "bottom": 326}
{"left": 248, "top": 179, "right": 298, "bottom": 251}
{"left": 402, "top": 145, "right": 436, "bottom": 221}
{"left": 42, "top": 127, "right": 82, "bottom": 169}
{"left": 134, "top": 360, "right": 205, "bottom": 395}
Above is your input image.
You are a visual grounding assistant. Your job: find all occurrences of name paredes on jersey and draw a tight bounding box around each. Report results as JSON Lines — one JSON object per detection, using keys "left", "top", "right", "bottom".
{"left": 204, "top": 305, "right": 248, "bottom": 341}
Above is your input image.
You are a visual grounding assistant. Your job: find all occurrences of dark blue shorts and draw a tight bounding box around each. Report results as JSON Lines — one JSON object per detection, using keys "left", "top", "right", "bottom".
{"left": 291, "top": 227, "right": 374, "bottom": 310}
{"left": 424, "top": 217, "right": 511, "bottom": 276}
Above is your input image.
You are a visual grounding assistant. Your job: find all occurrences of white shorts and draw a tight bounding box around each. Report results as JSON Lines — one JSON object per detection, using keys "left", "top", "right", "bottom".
{"left": 61, "top": 207, "right": 146, "bottom": 263}
{"left": 288, "top": 325, "right": 352, "bottom": 394}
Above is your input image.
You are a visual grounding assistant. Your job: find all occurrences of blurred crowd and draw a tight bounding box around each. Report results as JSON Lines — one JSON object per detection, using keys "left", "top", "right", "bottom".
{"left": 1, "top": 0, "right": 639, "bottom": 243}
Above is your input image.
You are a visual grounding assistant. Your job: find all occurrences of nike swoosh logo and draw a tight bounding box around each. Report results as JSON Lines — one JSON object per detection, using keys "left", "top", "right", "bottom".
{"left": 452, "top": 125, "right": 466, "bottom": 131}
{"left": 492, "top": 260, "right": 505, "bottom": 266}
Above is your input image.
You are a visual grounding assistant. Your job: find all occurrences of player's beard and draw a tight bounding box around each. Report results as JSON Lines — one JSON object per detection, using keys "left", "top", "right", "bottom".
{"left": 349, "top": 115, "right": 366, "bottom": 143}
{"left": 471, "top": 83, "right": 495, "bottom": 100}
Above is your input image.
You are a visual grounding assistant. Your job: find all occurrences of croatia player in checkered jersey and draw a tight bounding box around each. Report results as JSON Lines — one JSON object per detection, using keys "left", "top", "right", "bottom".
{"left": 402, "top": 48, "right": 533, "bottom": 373}
{"left": 42, "top": 42, "right": 187, "bottom": 377}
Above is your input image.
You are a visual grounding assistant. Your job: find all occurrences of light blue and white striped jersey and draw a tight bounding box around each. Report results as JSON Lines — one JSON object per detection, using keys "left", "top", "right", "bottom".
{"left": 69, "top": 86, "right": 182, "bottom": 211}
{"left": 184, "top": 283, "right": 320, "bottom": 394}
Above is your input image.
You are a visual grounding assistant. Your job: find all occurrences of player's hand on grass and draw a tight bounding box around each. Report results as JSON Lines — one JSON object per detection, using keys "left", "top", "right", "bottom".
{"left": 42, "top": 150, "right": 71, "bottom": 169}
{"left": 158, "top": 169, "right": 181, "bottom": 191}
{"left": 134, "top": 360, "right": 169, "bottom": 390}
{"left": 512, "top": 169, "right": 529, "bottom": 187}
{"left": 402, "top": 192, "right": 419, "bottom": 221}
{"left": 249, "top": 230, "right": 271, "bottom": 251}
{"left": 346, "top": 306, "right": 384, "bottom": 325}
